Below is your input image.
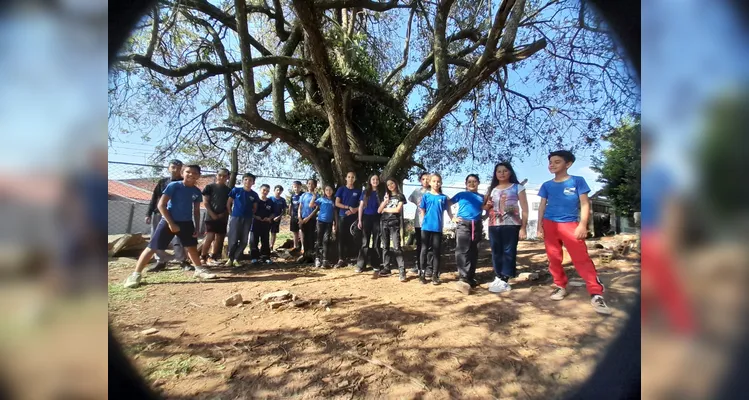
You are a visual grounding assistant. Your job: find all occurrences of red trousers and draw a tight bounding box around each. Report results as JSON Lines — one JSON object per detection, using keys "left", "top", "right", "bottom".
{"left": 542, "top": 219, "right": 604, "bottom": 296}
{"left": 641, "top": 230, "right": 695, "bottom": 334}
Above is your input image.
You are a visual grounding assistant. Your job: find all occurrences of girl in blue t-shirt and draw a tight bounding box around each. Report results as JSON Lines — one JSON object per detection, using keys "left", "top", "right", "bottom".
{"left": 450, "top": 174, "right": 486, "bottom": 294}
{"left": 310, "top": 185, "right": 337, "bottom": 268}
{"left": 418, "top": 173, "right": 453, "bottom": 285}
{"left": 356, "top": 174, "right": 383, "bottom": 273}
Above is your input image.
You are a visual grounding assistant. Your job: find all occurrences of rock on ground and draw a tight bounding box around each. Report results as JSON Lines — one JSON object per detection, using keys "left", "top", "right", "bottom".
{"left": 224, "top": 293, "right": 243, "bottom": 307}
{"left": 262, "top": 290, "right": 293, "bottom": 303}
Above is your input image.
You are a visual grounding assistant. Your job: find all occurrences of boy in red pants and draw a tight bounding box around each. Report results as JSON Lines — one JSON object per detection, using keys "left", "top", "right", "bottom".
{"left": 537, "top": 150, "right": 611, "bottom": 314}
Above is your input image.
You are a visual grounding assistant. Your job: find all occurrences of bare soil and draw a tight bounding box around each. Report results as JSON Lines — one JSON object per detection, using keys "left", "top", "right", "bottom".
{"left": 108, "top": 237, "right": 640, "bottom": 400}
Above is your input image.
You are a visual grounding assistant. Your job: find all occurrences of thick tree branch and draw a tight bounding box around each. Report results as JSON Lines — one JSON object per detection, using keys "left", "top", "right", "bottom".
{"left": 145, "top": 5, "right": 159, "bottom": 60}
{"left": 272, "top": 0, "right": 291, "bottom": 40}
{"left": 317, "top": 0, "right": 412, "bottom": 11}
{"left": 274, "top": 24, "right": 304, "bottom": 127}
{"left": 499, "top": 0, "right": 525, "bottom": 51}
{"left": 480, "top": 0, "right": 515, "bottom": 65}
{"left": 433, "top": 0, "right": 455, "bottom": 95}
{"left": 117, "top": 54, "right": 310, "bottom": 79}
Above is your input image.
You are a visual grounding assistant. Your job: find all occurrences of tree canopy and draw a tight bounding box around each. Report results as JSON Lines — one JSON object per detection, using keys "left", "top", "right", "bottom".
{"left": 109, "top": 0, "right": 639, "bottom": 185}
{"left": 590, "top": 115, "right": 640, "bottom": 216}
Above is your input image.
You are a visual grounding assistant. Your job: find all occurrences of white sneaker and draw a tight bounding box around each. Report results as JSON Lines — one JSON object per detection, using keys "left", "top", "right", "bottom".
{"left": 591, "top": 295, "right": 612, "bottom": 315}
{"left": 225, "top": 259, "right": 233, "bottom": 267}
{"left": 194, "top": 268, "right": 217, "bottom": 280}
{"left": 265, "top": 259, "right": 272, "bottom": 264}
{"left": 123, "top": 273, "right": 141, "bottom": 289}
{"left": 314, "top": 258, "right": 322, "bottom": 268}
{"left": 550, "top": 287, "right": 568, "bottom": 301}
{"left": 488, "top": 278, "right": 511, "bottom": 293}
{"left": 232, "top": 260, "right": 242, "bottom": 268}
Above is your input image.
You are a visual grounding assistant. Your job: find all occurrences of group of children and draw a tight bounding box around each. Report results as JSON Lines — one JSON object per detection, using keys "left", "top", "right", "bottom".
{"left": 123, "top": 150, "right": 611, "bottom": 315}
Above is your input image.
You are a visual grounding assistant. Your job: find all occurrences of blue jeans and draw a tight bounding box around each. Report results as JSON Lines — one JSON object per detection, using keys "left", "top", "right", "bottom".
{"left": 488, "top": 225, "right": 520, "bottom": 279}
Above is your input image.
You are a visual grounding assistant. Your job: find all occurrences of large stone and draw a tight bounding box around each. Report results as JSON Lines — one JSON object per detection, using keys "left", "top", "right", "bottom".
{"left": 269, "top": 300, "right": 290, "bottom": 309}
{"left": 108, "top": 234, "right": 147, "bottom": 257}
{"left": 319, "top": 299, "right": 333, "bottom": 307}
{"left": 262, "top": 290, "right": 293, "bottom": 303}
{"left": 224, "top": 293, "right": 243, "bottom": 307}
{"left": 516, "top": 272, "right": 539, "bottom": 282}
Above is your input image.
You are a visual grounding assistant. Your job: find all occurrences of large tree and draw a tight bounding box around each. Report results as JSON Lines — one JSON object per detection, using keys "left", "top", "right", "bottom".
{"left": 590, "top": 115, "right": 640, "bottom": 216}
{"left": 109, "top": 0, "right": 638, "bottom": 185}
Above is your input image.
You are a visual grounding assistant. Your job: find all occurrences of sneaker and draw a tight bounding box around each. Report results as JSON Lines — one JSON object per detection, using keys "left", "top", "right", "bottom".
{"left": 425, "top": 272, "right": 433, "bottom": 279}
{"left": 146, "top": 262, "right": 167, "bottom": 273}
{"left": 419, "top": 273, "right": 428, "bottom": 285}
{"left": 251, "top": 259, "right": 259, "bottom": 264}
{"left": 550, "top": 287, "right": 568, "bottom": 301}
{"left": 182, "top": 262, "right": 195, "bottom": 271}
{"left": 432, "top": 275, "right": 441, "bottom": 285}
{"left": 591, "top": 295, "right": 612, "bottom": 315}
{"left": 399, "top": 270, "right": 406, "bottom": 282}
{"left": 194, "top": 268, "right": 217, "bottom": 280}
{"left": 322, "top": 260, "right": 332, "bottom": 269}
{"left": 468, "top": 279, "right": 479, "bottom": 288}
{"left": 337, "top": 260, "right": 346, "bottom": 268}
{"left": 207, "top": 257, "right": 219, "bottom": 266}
{"left": 225, "top": 259, "right": 234, "bottom": 267}
{"left": 123, "top": 273, "right": 141, "bottom": 289}
{"left": 378, "top": 269, "right": 391, "bottom": 277}
{"left": 265, "top": 259, "right": 272, "bottom": 264}
{"left": 315, "top": 258, "right": 322, "bottom": 268}
{"left": 410, "top": 267, "right": 419, "bottom": 274}
{"left": 355, "top": 266, "right": 363, "bottom": 273}
{"left": 455, "top": 280, "right": 471, "bottom": 295}
{"left": 232, "top": 260, "right": 242, "bottom": 268}
{"left": 200, "top": 255, "right": 208, "bottom": 264}
{"left": 488, "top": 278, "right": 511, "bottom": 293}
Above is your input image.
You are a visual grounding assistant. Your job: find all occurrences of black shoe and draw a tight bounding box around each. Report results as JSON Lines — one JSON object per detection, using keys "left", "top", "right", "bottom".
{"left": 355, "top": 266, "right": 364, "bottom": 273}
{"left": 432, "top": 275, "right": 441, "bottom": 285}
{"left": 419, "top": 273, "right": 428, "bottom": 285}
{"left": 399, "top": 270, "right": 407, "bottom": 282}
{"left": 337, "top": 260, "right": 346, "bottom": 268}
{"left": 379, "top": 269, "right": 391, "bottom": 277}
{"left": 410, "top": 267, "right": 419, "bottom": 274}
{"left": 425, "top": 272, "right": 433, "bottom": 279}
{"left": 146, "top": 262, "right": 167, "bottom": 272}
{"left": 468, "top": 279, "right": 479, "bottom": 288}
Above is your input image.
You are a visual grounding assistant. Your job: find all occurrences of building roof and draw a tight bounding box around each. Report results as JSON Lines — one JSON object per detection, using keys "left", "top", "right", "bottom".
{"left": 108, "top": 176, "right": 220, "bottom": 208}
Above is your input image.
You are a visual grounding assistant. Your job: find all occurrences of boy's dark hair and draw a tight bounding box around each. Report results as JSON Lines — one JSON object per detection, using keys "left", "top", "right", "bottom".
{"left": 217, "top": 168, "right": 230, "bottom": 175}
{"left": 242, "top": 173, "right": 256, "bottom": 180}
{"left": 185, "top": 164, "right": 201, "bottom": 173}
{"left": 260, "top": 184, "right": 270, "bottom": 189}
{"left": 419, "top": 171, "right": 430, "bottom": 180}
{"left": 465, "top": 174, "right": 480, "bottom": 183}
{"left": 274, "top": 185, "right": 283, "bottom": 191}
{"left": 307, "top": 178, "right": 318, "bottom": 185}
{"left": 292, "top": 180, "right": 302, "bottom": 186}
{"left": 548, "top": 150, "right": 576, "bottom": 163}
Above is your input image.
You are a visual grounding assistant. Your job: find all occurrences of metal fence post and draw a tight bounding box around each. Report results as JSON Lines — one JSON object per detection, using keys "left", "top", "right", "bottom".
{"left": 126, "top": 203, "right": 135, "bottom": 234}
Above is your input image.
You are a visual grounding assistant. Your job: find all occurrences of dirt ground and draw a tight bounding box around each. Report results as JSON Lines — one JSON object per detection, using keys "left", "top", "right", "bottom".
{"left": 108, "top": 235, "right": 640, "bottom": 400}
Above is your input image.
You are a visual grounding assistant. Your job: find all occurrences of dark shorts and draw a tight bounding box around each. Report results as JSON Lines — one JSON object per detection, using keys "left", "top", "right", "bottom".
{"left": 205, "top": 215, "right": 228, "bottom": 234}
{"left": 290, "top": 217, "right": 300, "bottom": 233}
{"left": 149, "top": 219, "right": 198, "bottom": 250}
{"left": 271, "top": 219, "right": 281, "bottom": 234}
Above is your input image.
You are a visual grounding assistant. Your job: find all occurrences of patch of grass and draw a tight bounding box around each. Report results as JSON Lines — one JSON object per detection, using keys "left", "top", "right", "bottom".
{"left": 274, "top": 231, "right": 294, "bottom": 246}
{"left": 145, "top": 355, "right": 211, "bottom": 380}
{"left": 140, "top": 269, "right": 194, "bottom": 285}
{"left": 108, "top": 283, "right": 145, "bottom": 305}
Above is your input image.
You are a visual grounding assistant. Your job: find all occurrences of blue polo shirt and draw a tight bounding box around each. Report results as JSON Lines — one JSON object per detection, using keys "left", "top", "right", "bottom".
{"left": 300, "top": 192, "right": 316, "bottom": 219}
{"left": 290, "top": 192, "right": 303, "bottom": 218}
{"left": 163, "top": 181, "right": 202, "bottom": 222}
{"left": 315, "top": 197, "right": 336, "bottom": 223}
{"left": 229, "top": 187, "right": 258, "bottom": 219}
{"left": 419, "top": 192, "right": 448, "bottom": 233}
{"left": 451, "top": 191, "right": 484, "bottom": 221}
{"left": 538, "top": 176, "right": 591, "bottom": 223}
{"left": 335, "top": 186, "right": 362, "bottom": 217}
{"left": 271, "top": 196, "right": 287, "bottom": 217}
{"left": 361, "top": 191, "right": 381, "bottom": 215}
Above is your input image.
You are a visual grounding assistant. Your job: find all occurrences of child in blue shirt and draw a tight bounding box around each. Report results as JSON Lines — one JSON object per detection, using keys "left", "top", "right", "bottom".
{"left": 288, "top": 181, "right": 304, "bottom": 252}
{"left": 334, "top": 171, "right": 362, "bottom": 267}
{"left": 450, "top": 174, "right": 485, "bottom": 294}
{"left": 270, "top": 185, "right": 288, "bottom": 250}
{"left": 310, "top": 185, "right": 338, "bottom": 268}
{"left": 250, "top": 184, "right": 274, "bottom": 264}
{"left": 124, "top": 164, "right": 217, "bottom": 288}
{"left": 297, "top": 179, "right": 318, "bottom": 263}
{"left": 537, "top": 150, "right": 610, "bottom": 314}
{"left": 226, "top": 173, "right": 258, "bottom": 267}
{"left": 356, "top": 174, "right": 383, "bottom": 273}
{"left": 418, "top": 173, "right": 453, "bottom": 285}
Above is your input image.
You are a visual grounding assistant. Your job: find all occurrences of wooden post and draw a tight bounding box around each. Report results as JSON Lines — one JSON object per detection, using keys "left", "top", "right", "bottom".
{"left": 126, "top": 203, "right": 135, "bottom": 234}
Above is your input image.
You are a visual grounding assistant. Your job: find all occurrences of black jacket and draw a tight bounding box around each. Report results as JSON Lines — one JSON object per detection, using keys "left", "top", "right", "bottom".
{"left": 146, "top": 177, "right": 183, "bottom": 217}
